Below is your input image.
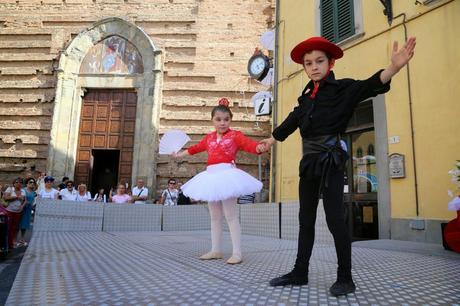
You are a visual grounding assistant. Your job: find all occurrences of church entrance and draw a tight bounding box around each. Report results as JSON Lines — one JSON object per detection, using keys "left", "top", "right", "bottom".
{"left": 89, "top": 149, "right": 119, "bottom": 198}
{"left": 74, "top": 89, "right": 137, "bottom": 193}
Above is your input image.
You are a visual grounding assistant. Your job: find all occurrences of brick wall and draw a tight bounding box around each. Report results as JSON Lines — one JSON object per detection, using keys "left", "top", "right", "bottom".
{"left": 0, "top": 0, "right": 274, "bottom": 196}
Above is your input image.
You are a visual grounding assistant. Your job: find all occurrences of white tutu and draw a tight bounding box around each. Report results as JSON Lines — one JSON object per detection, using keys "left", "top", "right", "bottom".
{"left": 181, "top": 163, "right": 262, "bottom": 202}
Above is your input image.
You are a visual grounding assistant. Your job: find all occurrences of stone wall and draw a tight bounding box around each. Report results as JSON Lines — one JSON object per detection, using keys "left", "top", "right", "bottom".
{"left": 0, "top": 0, "right": 274, "bottom": 197}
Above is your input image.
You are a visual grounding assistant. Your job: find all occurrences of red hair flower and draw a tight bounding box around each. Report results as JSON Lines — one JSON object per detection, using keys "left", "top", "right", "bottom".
{"left": 218, "top": 98, "right": 230, "bottom": 107}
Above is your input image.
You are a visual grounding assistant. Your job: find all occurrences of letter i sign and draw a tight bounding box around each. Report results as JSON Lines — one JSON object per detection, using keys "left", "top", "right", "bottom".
{"left": 254, "top": 97, "right": 271, "bottom": 116}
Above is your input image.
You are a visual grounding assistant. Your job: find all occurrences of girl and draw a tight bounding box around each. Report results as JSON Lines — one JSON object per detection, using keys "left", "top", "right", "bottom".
{"left": 109, "top": 183, "right": 132, "bottom": 204}
{"left": 260, "top": 36, "right": 416, "bottom": 296}
{"left": 18, "top": 177, "right": 37, "bottom": 247}
{"left": 173, "top": 98, "right": 265, "bottom": 264}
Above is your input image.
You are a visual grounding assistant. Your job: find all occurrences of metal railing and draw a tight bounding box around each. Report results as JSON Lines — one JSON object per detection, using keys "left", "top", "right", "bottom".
{"left": 33, "top": 199, "right": 333, "bottom": 243}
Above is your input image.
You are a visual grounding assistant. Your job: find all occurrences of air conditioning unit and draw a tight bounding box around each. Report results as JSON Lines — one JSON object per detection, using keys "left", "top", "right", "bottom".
{"left": 416, "top": 0, "right": 440, "bottom": 5}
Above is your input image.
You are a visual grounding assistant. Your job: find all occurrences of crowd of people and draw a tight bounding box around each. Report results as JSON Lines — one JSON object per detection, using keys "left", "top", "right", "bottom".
{"left": 0, "top": 173, "right": 195, "bottom": 250}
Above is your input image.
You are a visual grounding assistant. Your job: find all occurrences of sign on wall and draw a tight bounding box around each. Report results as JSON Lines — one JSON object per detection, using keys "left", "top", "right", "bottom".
{"left": 389, "top": 153, "right": 405, "bottom": 178}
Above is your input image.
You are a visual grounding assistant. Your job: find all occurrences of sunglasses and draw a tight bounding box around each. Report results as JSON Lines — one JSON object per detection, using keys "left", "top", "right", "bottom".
{"left": 28, "top": 181, "right": 35, "bottom": 184}
{"left": 168, "top": 182, "right": 176, "bottom": 185}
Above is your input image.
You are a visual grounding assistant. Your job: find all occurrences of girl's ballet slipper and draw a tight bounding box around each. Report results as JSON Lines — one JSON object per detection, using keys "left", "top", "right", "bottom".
{"left": 199, "top": 251, "right": 223, "bottom": 260}
{"left": 226, "top": 255, "right": 243, "bottom": 265}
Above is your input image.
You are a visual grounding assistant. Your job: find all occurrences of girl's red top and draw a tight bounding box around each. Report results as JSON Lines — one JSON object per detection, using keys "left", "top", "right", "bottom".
{"left": 187, "top": 129, "right": 259, "bottom": 165}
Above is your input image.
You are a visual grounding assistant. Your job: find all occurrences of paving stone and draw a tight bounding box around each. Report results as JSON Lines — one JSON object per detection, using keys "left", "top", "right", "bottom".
{"left": 6, "top": 230, "right": 460, "bottom": 305}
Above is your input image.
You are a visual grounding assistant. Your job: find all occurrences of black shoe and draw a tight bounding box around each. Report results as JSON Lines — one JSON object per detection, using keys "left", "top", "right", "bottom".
{"left": 329, "top": 280, "right": 356, "bottom": 296}
{"left": 269, "top": 271, "right": 308, "bottom": 286}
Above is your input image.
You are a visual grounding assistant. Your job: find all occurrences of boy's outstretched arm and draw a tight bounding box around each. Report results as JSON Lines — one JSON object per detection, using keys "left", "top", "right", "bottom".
{"left": 380, "top": 37, "right": 416, "bottom": 84}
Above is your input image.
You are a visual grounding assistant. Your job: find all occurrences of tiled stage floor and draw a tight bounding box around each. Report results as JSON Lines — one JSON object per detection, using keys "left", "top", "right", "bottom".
{"left": 6, "top": 231, "right": 460, "bottom": 305}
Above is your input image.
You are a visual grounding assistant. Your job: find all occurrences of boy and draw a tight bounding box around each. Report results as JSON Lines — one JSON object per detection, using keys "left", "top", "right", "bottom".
{"left": 260, "top": 36, "right": 416, "bottom": 296}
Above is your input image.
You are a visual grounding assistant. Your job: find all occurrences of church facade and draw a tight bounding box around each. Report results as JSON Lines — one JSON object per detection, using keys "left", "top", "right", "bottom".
{"left": 0, "top": 0, "right": 273, "bottom": 198}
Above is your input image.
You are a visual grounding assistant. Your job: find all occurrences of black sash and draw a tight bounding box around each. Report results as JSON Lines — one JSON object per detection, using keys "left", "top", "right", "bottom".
{"left": 300, "top": 134, "right": 348, "bottom": 197}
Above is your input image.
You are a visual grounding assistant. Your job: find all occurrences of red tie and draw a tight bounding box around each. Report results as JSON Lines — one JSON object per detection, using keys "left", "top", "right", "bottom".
{"left": 310, "top": 82, "right": 320, "bottom": 99}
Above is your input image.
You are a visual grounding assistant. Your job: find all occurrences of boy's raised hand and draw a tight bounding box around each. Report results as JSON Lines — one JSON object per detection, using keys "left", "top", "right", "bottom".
{"left": 380, "top": 37, "right": 416, "bottom": 84}
{"left": 391, "top": 36, "right": 416, "bottom": 71}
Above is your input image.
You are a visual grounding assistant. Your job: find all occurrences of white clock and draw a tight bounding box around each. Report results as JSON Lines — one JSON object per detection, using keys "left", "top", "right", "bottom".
{"left": 247, "top": 53, "right": 270, "bottom": 81}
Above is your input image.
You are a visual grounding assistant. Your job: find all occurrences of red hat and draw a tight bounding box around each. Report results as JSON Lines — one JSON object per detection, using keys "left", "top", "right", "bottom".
{"left": 290, "top": 37, "right": 343, "bottom": 64}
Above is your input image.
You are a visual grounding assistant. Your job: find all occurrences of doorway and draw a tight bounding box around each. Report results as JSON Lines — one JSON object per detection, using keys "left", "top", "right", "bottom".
{"left": 90, "top": 150, "right": 120, "bottom": 198}
{"left": 343, "top": 100, "right": 379, "bottom": 241}
{"left": 74, "top": 89, "right": 137, "bottom": 193}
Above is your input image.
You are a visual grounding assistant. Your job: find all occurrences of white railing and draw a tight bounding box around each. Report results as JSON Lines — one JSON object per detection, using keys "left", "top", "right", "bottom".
{"left": 33, "top": 199, "right": 333, "bottom": 244}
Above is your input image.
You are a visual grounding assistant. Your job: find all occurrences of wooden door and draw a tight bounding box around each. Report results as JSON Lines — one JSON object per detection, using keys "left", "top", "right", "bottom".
{"left": 75, "top": 89, "right": 137, "bottom": 188}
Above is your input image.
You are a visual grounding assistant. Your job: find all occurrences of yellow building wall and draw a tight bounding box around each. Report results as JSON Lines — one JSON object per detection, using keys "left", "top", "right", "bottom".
{"left": 274, "top": 0, "right": 460, "bottom": 220}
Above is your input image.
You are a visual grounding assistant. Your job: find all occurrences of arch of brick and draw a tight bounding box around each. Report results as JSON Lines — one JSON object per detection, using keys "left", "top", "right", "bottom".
{"left": 48, "top": 17, "right": 162, "bottom": 189}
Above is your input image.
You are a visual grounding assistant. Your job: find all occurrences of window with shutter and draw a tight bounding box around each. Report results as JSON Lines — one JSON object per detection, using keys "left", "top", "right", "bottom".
{"left": 320, "top": 0, "right": 355, "bottom": 43}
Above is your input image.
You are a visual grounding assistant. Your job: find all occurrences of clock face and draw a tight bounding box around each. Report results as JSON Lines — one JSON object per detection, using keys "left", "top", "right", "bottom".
{"left": 248, "top": 54, "right": 270, "bottom": 80}
{"left": 250, "top": 56, "right": 266, "bottom": 75}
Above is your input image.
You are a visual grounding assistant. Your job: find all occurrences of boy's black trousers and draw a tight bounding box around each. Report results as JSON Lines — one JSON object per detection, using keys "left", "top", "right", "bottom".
{"left": 294, "top": 169, "right": 352, "bottom": 281}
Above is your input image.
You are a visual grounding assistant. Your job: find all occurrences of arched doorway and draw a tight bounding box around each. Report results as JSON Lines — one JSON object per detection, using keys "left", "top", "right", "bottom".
{"left": 48, "top": 17, "right": 162, "bottom": 193}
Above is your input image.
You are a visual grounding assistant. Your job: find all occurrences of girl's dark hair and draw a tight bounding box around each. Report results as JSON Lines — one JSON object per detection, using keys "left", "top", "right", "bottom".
{"left": 211, "top": 104, "right": 233, "bottom": 119}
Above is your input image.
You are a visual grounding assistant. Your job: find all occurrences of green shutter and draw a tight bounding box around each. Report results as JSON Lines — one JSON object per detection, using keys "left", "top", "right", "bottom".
{"left": 320, "top": 0, "right": 355, "bottom": 43}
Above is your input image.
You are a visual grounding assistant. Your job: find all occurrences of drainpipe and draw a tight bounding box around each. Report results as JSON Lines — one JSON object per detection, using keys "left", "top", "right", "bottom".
{"left": 270, "top": 0, "right": 280, "bottom": 202}
{"left": 392, "top": 13, "right": 419, "bottom": 216}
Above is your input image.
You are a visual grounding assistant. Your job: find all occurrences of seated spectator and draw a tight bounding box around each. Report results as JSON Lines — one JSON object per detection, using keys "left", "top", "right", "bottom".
{"left": 38, "top": 176, "right": 59, "bottom": 200}
{"left": 93, "top": 188, "right": 107, "bottom": 203}
{"left": 75, "top": 184, "right": 92, "bottom": 202}
{"left": 177, "top": 182, "right": 191, "bottom": 205}
{"left": 160, "top": 178, "right": 179, "bottom": 206}
{"left": 109, "top": 184, "right": 132, "bottom": 204}
{"left": 58, "top": 176, "right": 70, "bottom": 191}
{"left": 59, "top": 180, "right": 77, "bottom": 201}
{"left": 132, "top": 179, "right": 149, "bottom": 204}
{"left": 237, "top": 193, "right": 256, "bottom": 204}
{"left": 3, "top": 177, "right": 26, "bottom": 248}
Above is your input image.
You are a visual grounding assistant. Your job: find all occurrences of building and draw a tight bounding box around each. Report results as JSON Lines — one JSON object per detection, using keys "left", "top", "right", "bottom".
{"left": 0, "top": 0, "right": 274, "bottom": 198}
{"left": 273, "top": 0, "right": 459, "bottom": 243}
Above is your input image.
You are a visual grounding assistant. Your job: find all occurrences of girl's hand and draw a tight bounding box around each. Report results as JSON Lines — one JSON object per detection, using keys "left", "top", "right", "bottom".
{"left": 172, "top": 150, "right": 189, "bottom": 159}
{"left": 259, "top": 137, "right": 276, "bottom": 152}
{"left": 256, "top": 143, "right": 267, "bottom": 153}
